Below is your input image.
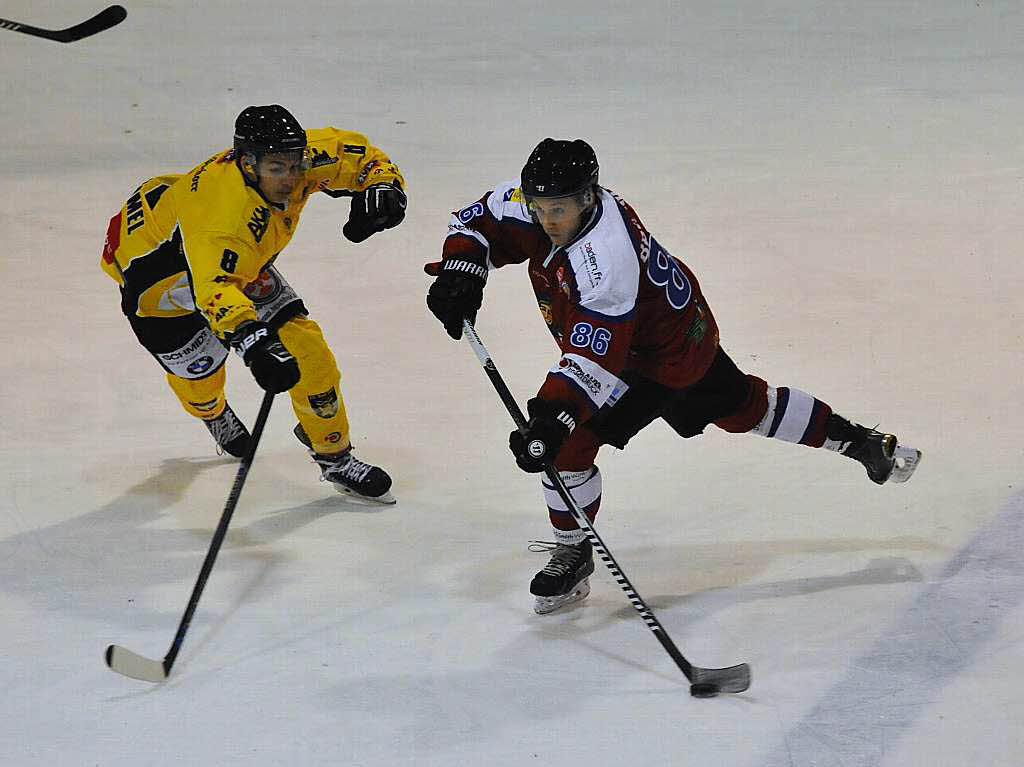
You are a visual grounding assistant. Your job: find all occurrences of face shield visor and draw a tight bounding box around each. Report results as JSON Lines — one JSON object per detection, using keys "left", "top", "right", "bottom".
{"left": 242, "top": 147, "right": 311, "bottom": 178}
{"left": 521, "top": 186, "right": 595, "bottom": 225}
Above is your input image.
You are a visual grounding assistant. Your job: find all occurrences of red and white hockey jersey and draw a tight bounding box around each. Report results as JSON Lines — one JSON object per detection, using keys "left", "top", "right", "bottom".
{"left": 441, "top": 183, "right": 721, "bottom": 422}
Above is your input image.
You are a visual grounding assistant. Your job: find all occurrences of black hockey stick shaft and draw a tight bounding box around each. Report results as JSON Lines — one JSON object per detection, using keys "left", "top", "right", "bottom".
{"left": 462, "top": 320, "right": 750, "bottom": 692}
{"left": 106, "top": 390, "right": 275, "bottom": 680}
{"left": 0, "top": 5, "right": 126, "bottom": 43}
{"left": 162, "top": 390, "right": 275, "bottom": 672}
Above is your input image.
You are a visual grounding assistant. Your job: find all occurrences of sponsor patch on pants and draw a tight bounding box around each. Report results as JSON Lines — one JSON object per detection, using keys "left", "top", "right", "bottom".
{"left": 308, "top": 388, "right": 339, "bottom": 419}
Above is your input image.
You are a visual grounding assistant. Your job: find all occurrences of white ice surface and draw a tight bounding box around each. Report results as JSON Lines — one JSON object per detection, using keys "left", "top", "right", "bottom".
{"left": 2, "top": 2, "right": 1023, "bottom": 765}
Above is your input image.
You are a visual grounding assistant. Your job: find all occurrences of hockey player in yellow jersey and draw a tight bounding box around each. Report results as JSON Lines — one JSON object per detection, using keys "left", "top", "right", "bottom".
{"left": 101, "top": 105, "right": 406, "bottom": 503}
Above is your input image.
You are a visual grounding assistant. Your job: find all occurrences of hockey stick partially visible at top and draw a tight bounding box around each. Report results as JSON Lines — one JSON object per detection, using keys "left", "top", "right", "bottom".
{"left": 105, "top": 390, "right": 275, "bottom": 683}
{"left": 0, "top": 5, "right": 127, "bottom": 44}
{"left": 462, "top": 319, "right": 750, "bottom": 697}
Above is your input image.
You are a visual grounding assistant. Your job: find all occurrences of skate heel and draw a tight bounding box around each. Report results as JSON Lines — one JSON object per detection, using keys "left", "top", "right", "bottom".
{"left": 890, "top": 445, "right": 922, "bottom": 483}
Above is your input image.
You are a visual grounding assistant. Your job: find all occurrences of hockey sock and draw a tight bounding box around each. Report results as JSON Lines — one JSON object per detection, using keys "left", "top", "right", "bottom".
{"left": 750, "top": 386, "right": 832, "bottom": 448}
{"left": 544, "top": 466, "right": 602, "bottom": 545}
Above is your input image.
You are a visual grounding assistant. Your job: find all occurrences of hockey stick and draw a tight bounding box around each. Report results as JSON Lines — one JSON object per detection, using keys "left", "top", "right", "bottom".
{"left": 462, "top": 320, "right": 750, "bottom": 696}
{"left": 105, "top": 390, "right": 275, "bottom": 683}
{"left": 0, "top": 5, "right": 126, "bottom": 44}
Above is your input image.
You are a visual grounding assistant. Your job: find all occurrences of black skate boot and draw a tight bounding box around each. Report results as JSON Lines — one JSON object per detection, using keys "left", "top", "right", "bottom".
{"left": 530, "top": 538, "right": 595, "bottom": 614}
{"left": 202, "top": 403, "right": 250, "bottom": 458}
{"left": 844, "top": 428, "right": 897, "bottom": 485}
{"left": 827, "top": 414, "right": 921, "bottom": 485}
{"left": 295, "top": 425, "right": 395, "bottom": 504}
{"left": 312, "top": 448, "right": 395, "bottom": 504}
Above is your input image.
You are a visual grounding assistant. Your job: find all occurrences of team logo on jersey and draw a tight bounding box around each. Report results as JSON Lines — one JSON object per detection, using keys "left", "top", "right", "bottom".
{"left": 324, "top": 431, "right": 342, "bottom": 444}
{"left": 186, "top": 356, "right": 215, "bottom": 376}
{"left": 243, "top": 269, "right": 283, "bottom": 304}
{"left": 684, "top": 301, "right": 709, "bottom": 343}
{"left": 538, "top": 299, "right": 553, "bottom": 327}
{"left": 309, "top": 388, "right": 339, "bottom": 419}
{"left": 309, "top": 148, "right": 339, "bottom": 168}
{"left": 458, "top": 202, "right": 485, "bottom": 223}
{"left": 555, "top": 266, "right": 570, "bottom": 297}
{"left": 248, "top": 206, "right": 271, "bottom": 243}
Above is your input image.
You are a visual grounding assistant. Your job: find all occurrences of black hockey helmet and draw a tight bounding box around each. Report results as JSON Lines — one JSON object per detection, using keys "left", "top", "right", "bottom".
{"left": 521, "top": 138, "right": 599, "bottom": 198}
{"left": 233, "top": 104, "right": 307, "bottom": 159}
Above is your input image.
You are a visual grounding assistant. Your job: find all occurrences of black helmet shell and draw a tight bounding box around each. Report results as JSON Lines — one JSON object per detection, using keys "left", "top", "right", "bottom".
{"left": 521, "top": 138, "right": 599, "bottom": 198}
{"left": 233, "top": 105, "right": 306, "bottom": 158}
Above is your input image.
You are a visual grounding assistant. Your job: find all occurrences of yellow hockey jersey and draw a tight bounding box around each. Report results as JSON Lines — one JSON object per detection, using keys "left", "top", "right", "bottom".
{"left": 101, "top": 127, "right": 405, "bottom": 339}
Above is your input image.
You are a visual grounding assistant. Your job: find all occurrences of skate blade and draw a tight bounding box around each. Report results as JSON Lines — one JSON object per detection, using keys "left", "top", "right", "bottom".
{"left": 332, "top": 483, "right": 397, "bottom": 505}
{"left": 889, "top": 445, "right": 922, "bottom": 483}
{"left": 533, "top": 578, "right": 591, "bottom": 615}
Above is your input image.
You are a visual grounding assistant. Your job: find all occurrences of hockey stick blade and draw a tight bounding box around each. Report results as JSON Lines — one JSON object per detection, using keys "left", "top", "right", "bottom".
{"left": 105, "top": 644, "right": 169, "bottom": 683}
{"left": 689, "top": 662, "right": 752, "bottom": 694}
{"left": 0, "top": 5, "right": 127, "bottom": 43}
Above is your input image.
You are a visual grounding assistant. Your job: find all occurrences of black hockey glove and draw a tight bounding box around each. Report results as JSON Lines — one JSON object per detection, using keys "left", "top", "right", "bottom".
{"left": 508, "top": 398, "right": 577, "bottom": 473}
{"left": 231, "top": 321, "right": 301, "bottom": 393}
{"left": 424, "top": 258, "right": 487, "bottom": 340}
{"left": 342, "top": 183, "right": 407, "bottom": 243}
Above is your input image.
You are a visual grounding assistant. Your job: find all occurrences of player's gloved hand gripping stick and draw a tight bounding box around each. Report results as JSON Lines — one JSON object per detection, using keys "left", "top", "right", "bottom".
{"left": 462, "top": 319, "right": 751, "bottom": 697}
{"left": 105, "top": 391, "right": 276, "bottom": 682}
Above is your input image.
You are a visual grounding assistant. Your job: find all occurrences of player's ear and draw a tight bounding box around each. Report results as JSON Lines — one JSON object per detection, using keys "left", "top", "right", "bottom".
{"left": 239, "top": 152, "right": 258, "bottom": 179}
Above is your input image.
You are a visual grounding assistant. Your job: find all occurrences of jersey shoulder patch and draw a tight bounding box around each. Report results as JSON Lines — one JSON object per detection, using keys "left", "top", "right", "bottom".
{"left": 485, "top": 181, "right": 532, "bottom": 224}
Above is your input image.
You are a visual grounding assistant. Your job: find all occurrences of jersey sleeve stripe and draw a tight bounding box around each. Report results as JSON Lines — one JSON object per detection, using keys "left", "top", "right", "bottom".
{"left": 444, "top": 226, "right": 490, "bottom": 251}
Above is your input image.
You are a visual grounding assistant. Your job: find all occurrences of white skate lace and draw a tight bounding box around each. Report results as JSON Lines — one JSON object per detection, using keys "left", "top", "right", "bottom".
{"left": 540, "top": 544, "right": 584, "bottom": 577}
{"left": 317, "top": 450, "right": 373, "bottom": 484}
{"left": 206, "top": 409, "right": 247, "bottom": 454}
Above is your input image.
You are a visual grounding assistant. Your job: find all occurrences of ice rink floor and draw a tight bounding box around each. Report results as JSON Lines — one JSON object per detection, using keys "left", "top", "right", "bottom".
{"left": 2, "top": 2, "right": 1023, "bottom": 765}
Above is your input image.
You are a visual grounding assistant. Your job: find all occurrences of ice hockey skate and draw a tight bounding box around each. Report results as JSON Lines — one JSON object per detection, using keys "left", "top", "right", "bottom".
{"left": 844, "top": 427, "right": 921, "bottom": 485}
{"left": 530, "top": 538, "right": 595, "bottom": 614}
{"left": 202, "top": 403, "right": 250, "bottom": 458}
{"left": 294, "top": 424, "right": 395, "bottom": 504}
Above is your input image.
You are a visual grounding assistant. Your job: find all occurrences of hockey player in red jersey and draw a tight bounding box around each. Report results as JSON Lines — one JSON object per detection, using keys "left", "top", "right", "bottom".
{"left": 102, "top": 105, "right": 407, "bottom": 503}
{"left": 426, "top": 138, "right": 922, "bottom": 613}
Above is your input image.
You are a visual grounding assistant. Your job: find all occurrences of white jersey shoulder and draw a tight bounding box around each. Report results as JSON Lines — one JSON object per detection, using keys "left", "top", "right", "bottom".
{"left": 485, "top": 181, "right": 533, "bottom": 224}
{"left": 564, "top": 189, "right": 639, "bottom": 318}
